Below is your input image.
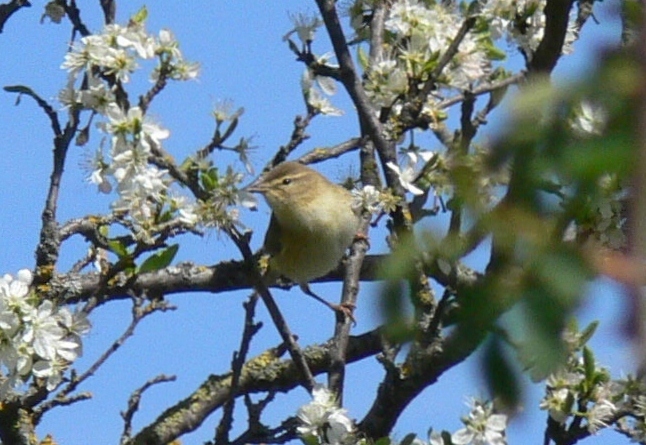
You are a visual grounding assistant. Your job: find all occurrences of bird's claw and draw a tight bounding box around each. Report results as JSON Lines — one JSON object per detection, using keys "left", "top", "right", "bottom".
{"left": 332, "top": 302, "right": 357, "bottom": 325}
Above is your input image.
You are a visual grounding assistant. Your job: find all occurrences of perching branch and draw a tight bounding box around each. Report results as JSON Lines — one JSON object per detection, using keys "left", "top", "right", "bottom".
{"left": 328, "top": 212, "right": 372, "bottom": 400}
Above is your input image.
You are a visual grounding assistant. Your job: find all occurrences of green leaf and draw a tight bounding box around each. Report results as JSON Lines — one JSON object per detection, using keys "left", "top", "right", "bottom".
{"left": 287, "top": 38, "right": 300, "bottom": 56}
{"left": 441, "top": 430, "right": 453, "bottom": 445}
{"left": 300, "top": 434, "right": 319, "bottom": 445}
{"left": 374, "top": 437, "right": 392, "bottom": 445}
{"left": 108, "top": 239, "right": 129, "bottom": 258}
{"left": 98, "top": 225, "right": 109, "bottom": 238}
{"left": 137, "top": 244, "right": 179, "bottom": 274}
{"left": 583, "top": 346, "right": 595, "bottom": 387}
{"left": 483, "top": 42, "right": 507, "bottom": 61}
{"left": 131, "top": 5, "right": 148, "bottom": 24}
{"left": 201, "top": 167, "right": 219, "bottom": 192}
{"left": 399, "top": 433, "right": 417, "bottom": 445}
{"left": 357, "top": 45, "right": 369, "bottom": 71}
{"left": 482, "top": 334, "right": 522, "bottom": 411}
{"left": 221, "top": 116, "right": 239, "bottom": 141}
{"left": 578, "top": 321, "right": 599, "bottom": 348}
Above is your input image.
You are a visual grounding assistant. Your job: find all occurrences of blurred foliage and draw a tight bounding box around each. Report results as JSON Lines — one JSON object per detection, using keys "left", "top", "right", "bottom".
{"left": 379, "top": 44, "right": 640, "bottom": 407}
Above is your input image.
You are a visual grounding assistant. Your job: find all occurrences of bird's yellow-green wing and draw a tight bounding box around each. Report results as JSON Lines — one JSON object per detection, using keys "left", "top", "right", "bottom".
{"left": 263, "top": 213, "right": 283, "bottom": 256}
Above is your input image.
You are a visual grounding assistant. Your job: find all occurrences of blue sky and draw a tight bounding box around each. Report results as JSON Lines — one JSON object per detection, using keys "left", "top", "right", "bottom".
{"left": 0, "top": 1, "right": 631, "bottom": 444}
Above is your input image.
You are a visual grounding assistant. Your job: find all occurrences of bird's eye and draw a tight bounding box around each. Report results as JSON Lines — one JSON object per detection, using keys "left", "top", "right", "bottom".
{"left": 282, "top": 178, "right": 292, "bottom": 185}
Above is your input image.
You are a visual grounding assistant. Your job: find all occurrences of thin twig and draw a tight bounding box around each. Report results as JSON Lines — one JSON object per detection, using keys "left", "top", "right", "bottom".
{"left": 423, "top": 15, "right": 477, "bottom": 97}
{"left": 139, "top": 65, "right": 170, "bottom": 113}
{"left": 34, "top": 296, "right": 174, "bottom": 418}
{"left": 215, "top": 294, "right": 262, "bottom": 445}
{"left": 63, "top": 0, "right": 91, "bottom": 37}
{"left": 229, "top": 392, "right": 279, "bottom": 445}
{"left": 226, "top": 226, "right": 316, "bottom": 392}
{"left": 0, "top": 0, "right": 30, "bottom": 34}
{"left": 4, "top": 85, "right": 62, "bottom": 135}
{"left": 297, "top": 137, "right": 365, "bottom": 165}
{"left": 315, "top": 0, "right": 399, "bottom": 180}
{"left": 270, "top": 112, "right": 316, "bottom": 169}
{"left": 436, "top": 71, "right": 526, "bottom": 110}
{"left": 3, "top": 86, "right": 81, "bottom": 280}
{"left": 121, "top": 374, "right": 177, "bottom": 442}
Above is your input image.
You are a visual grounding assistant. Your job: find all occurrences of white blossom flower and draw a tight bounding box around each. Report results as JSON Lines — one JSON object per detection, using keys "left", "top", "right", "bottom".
{"left": 383, "top": 0, "right": 491, "bottom": 91}
{"left": 479, "top": 0, "right": 578, "bottom": 60}
{"left": 0, "top": 270, "right": 90, "bottom": 399}
{"left": 108, "top": 23, "right": 155, "bottom": 59}
{"left": 540, "top": 369, "right": 582, "bottom": 423}
{"left": 429, "top": 431, "right": 445, "bottom": 445}
{"left": 298, "top": 386, "right": 335, "bottom": 437}
{"left": 385, "top": 0, "right": 433, "bottom": 36}
{"left": 0, "top": 300, "right": 19, "bottom": 336}
{"left": 0, "top": 269, "right": 33, "bottom": 313}
{"left": 301, "top": 70, "right": 343, "bottom": 116}
{"left": 156, "top": 29, "right": 182, "bottom": 59}
{"left": 571, "top": 101, "right": 607, "bottom": 137}
{"left": 365, "top": 56, "right": 407, "bottom": 108}
{"left": 387, "top": 161, "right": 424, "bottom": 195}
{"left": 212, "top": 99, "right": 245, "bottom": 124}
{"left": 351, "top": 185, "right": 382, "bottom": 214}
{"left": 58, "top": 75, "right": 79, "bottom": 108}
{"left": 587, "top": 399, "right": 616, "bottom": 433}
{"left": 400, "top": 148, "right": 435, "bottom": 165}
{"left": 540, "top": 387, "right": 572, "bottom": 424}
{"left": 32, "top": 356, "right": 66, "bottom": 391}
{"left": 61, "top": 35, "right": 108, "bottom": 74}
{"left": 168, "top": 59, "right": 200, "bottom": 81}
{"left": 23, "top": 301, "right": 66, "bottom": 361}
{"left": 452, "top": 398, "right": 507, "bottom": 445}
{"left": 79, "top": 74, "right": 115, "bottom": 112}
{"left": 297, "top": 385, "right": 354, "bottom": 445}
{"left": 324, "top": 409, "right": 354, "bottom": 445}
{"left": 307, "top": 89, "right": 344, "bottom": 116}
{"left": 284, "top": 12, "right": 322, "bottom": 45}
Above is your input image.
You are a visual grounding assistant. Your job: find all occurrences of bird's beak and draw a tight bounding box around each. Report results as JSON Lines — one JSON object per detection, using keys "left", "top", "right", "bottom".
{"left": 244, "top": 176, "right": 268, "bottom": 194}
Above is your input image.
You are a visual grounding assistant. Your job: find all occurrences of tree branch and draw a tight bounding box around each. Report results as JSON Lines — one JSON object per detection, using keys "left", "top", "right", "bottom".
{"left": 55, "top": 251, "right": 481, "bottom": 308}
{"left": 0, "top": 0, "right": 30, "bottom": 34}
{"left": 215, "top": 294, "right": 262, "bottom": 445}
{"left": 121, "top": 375, "right": 177, "bottom": 442}
{"left": 527, "top": 0, "right": 577, "bottom": 75}
{"left": 328, "top": 213, "right": 372, "bottom": 400}
{"left": 129, "top": 328, "right": 385, "bottom": 445}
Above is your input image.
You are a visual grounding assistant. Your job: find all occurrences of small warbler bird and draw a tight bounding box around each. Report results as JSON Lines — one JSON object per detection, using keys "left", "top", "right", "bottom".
{"left": 246, "top": 161, "right": 361, "bottom": 315}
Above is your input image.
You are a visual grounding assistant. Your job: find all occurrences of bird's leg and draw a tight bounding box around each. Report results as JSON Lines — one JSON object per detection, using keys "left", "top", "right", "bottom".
{"left": 353, "top": 232, "right": 369, "bottom": 246}
{"left": 299, "top": 283, "right": 356, "bottom": 323}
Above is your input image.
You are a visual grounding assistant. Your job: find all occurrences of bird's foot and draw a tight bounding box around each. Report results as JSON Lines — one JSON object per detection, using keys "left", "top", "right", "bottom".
{"left": 331, "top": 302, "right": 356, "bottom": 325}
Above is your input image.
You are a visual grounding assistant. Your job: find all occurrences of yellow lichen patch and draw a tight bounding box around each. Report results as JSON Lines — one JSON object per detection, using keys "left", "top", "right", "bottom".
{"left": 40, "top": 434, "right": 58, "bottom": 445}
